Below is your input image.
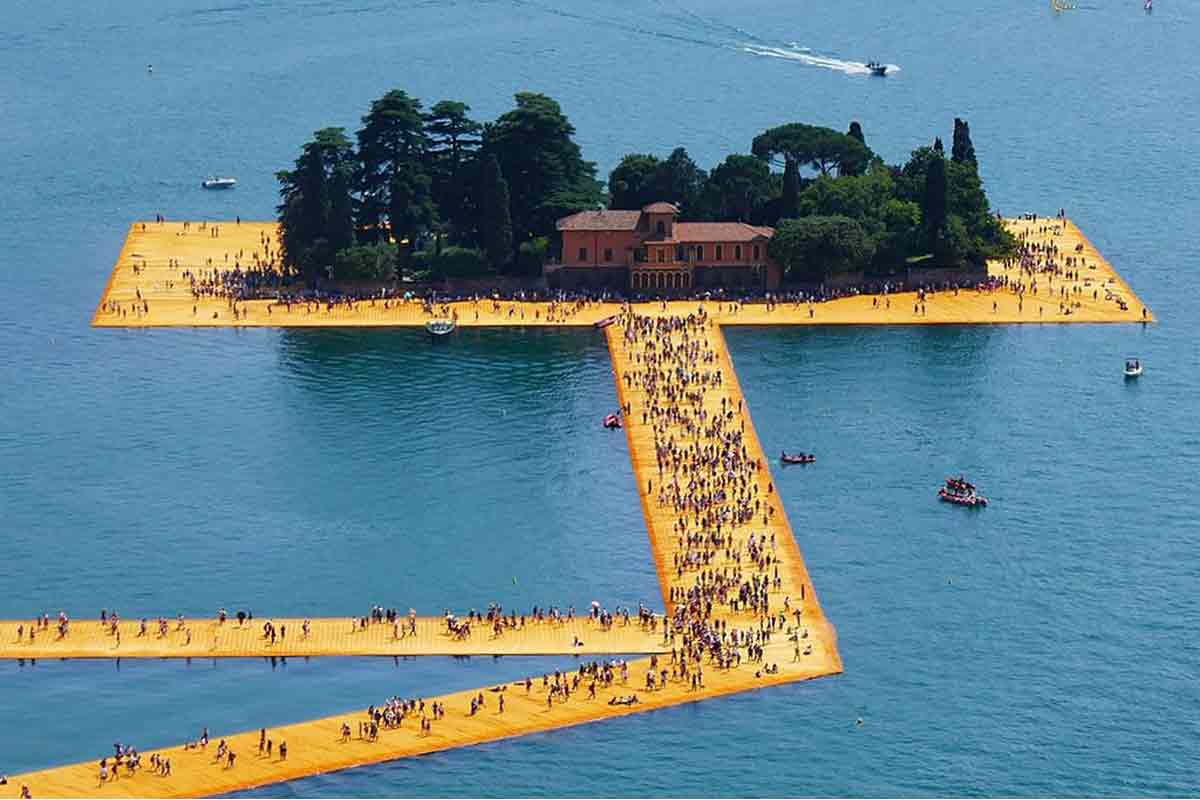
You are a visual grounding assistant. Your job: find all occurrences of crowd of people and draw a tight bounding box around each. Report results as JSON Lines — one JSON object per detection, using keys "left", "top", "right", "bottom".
{"left": 97, "top": 211, "right": 1148, "bottom": 326}
{"left": 618, "top": 310, "right": 813, "bottom": 679}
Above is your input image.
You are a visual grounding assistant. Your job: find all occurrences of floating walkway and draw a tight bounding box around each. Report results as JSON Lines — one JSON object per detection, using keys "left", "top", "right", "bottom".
{"left": 10, "top": 315, "right": 840, "bottom": 797}
{"left": 92, "top": 218, "right": 1152, "bottom": 329}
{"left": 0, "top": 616, "right": 666, "bottom": 660}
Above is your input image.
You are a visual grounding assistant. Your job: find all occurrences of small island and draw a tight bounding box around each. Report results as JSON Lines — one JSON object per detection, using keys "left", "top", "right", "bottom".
{"left": 270, "top": 89, "right": 1012, "bottom": 294}
{"left": 93, "top": 88, "right": 1151, "bottom": 326}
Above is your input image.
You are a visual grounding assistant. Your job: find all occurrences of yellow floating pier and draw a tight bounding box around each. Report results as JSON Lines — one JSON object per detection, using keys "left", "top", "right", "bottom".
{"left": 12, "top": 315, "right": 840, "bottom": 797}
{"left": 0, "top": 616, "right": 666, "bottom": 660}
{"left": 92, "top": 218, "right": 1152, "bottom": 329}
{"left": 13, "top": 214, "right": 1151, "bottom": 796}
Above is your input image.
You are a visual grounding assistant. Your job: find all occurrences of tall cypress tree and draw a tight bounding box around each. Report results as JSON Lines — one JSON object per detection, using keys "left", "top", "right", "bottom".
{"left": 479, "top": 153, "right": 512, "bottom": 269}
{"left": 922, "top": 153, "right": 948, "bottom": 252}
{"left": 951, "top": 117, "right": 977, "bottom": 166}
{"left": 781, "top": 158, "right": 801, "bottom": 218}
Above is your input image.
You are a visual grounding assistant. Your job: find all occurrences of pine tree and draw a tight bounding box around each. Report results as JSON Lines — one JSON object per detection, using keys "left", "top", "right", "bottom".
{"left": 356, "top": 90, "right": 430, "bottom": 242}
{"left": 276, "top": 127, "right": 356, "bottom": 279}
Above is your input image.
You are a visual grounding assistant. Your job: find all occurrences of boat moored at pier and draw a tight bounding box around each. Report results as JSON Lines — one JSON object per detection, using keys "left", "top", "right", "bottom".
{"left": 425, "top": 318, "right": 456, "bottom": 337}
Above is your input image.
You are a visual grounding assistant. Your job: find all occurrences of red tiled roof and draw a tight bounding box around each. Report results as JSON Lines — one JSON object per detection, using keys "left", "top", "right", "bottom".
{"left": 556, "top": 210, "right": 642, "bottom": 231}
{"left": 674, "top": 222, "right": 774, "bottom": 243}
{"left": 642, "top": 202, "right": 680, "bottom": 214}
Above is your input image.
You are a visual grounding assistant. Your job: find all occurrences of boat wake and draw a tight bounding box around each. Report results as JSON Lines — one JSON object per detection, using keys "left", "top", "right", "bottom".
{"left": 508, "top": 0, "right": 897, "bottom": 78}
{"left": 740, "top": 43, "right": 900, "bottom": 76}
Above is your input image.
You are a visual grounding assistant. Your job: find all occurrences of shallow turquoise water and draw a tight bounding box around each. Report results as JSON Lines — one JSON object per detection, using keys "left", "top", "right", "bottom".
{"left": 3, "top": 0, "right": 1199, "bottom": 795}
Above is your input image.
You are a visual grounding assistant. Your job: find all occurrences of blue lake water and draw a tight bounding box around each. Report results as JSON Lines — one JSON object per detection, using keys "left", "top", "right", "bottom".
{"left": 2, "top": 0, "right": 1199, "bottom": 795}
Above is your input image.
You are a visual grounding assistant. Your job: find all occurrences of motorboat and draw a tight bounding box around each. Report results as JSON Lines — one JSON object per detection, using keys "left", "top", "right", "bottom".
{"left": 594, "top": 315, "right": 619, "bottom": 329}
{"left": 1124, "top": 358, "right": 1143, "bottom": 379}
{"left": 425, "top": 318, "right": 456, "bottom": 337}
{"left": 602, "top": 413, "right": 622, "bottom": 429}
{"left": 201, "top": 176, "right": 237, "bottom": 189}
{"left": 938, "top": 488, "right": 988, "bottom": 507}
{"left": 939, "top": 475, "right": 988, "bottom": 507}
{"left": 866, "top": 62, "right": 888, "bottom": 76}
{"left": 781, "top": 451, "right": 815, "bottom": 465}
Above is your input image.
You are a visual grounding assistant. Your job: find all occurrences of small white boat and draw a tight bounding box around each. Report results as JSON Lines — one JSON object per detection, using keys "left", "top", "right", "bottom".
{"left": 201, "top": 176, "right": 237, "bottom": 190}
{"left": 1124, "top": 358, "right": 1143, "bottom": 379}
{"left": 425, "top": 318, "right": 456, "bottom": 337}
{"left": 866, "top": 62, "right": 888, "bottom": 76}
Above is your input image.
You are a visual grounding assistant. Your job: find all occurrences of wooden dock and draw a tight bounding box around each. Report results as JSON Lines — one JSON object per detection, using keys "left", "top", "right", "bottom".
{"left": 9, "top": 316, "right": 840, "bottom": 797}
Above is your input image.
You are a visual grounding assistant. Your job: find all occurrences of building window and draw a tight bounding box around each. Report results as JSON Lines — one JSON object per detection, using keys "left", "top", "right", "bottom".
{"left": 604, "top": 248, "right": 613, "bottom": 262}
{"left": 753, "top": 245, "right": 760, "bottom": 260}
{"left": 579, "top": 247, "right": 588, "bottom": 262}
{"left": 656, "top": 220, "right": 665, "bottom": 235}
{"left": 657, "top": 249, "right": 666, "bottom": 263}
{"left": 735, "top": 245, "right": 742, "bottom": 260}
{"left": 696, "top": 245, "right": 704, "bottom": 261}
{"left": 716, "top": 245, "right": 723, "bottom": 261}
{"left": 676, "top": 245, "right": 686, "bottom": 262}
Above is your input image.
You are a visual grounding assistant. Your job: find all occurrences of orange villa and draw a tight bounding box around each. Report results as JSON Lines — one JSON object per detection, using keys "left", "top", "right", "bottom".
{"left": 551, "top": 202, "right": 781, "bottom": 293}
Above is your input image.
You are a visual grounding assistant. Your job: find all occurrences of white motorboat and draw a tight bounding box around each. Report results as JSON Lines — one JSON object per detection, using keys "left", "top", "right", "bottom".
{"left": 866, "top": 62, "right": 888, "bottom": 76}
{"left": 1124, "top": 358, "right": 1143, "bottom": 379}
{"left": 201, "top": 176, "right": 237, "bottom": 189}
{"left": 425, "top": 318, "right": 456, "bottom": 337}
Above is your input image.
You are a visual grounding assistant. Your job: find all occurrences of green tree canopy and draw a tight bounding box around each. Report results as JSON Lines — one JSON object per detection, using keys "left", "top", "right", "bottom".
{"left": 701, "top": 154, "right": 773, "bottom": 222}
{"left": 276, "top": 127, "right": 357, "bottom": 280}
{"left": 484, "top": 92, "right": 601, "bottom": 246}
{"left": 752, "top": 123, "right": 873, "bottom": 178}
{"left": 478, "top": 153, "right": 513, "bottom": 270}
{"left": 951, "top": 117, "right": 976, "bottom": 166}
{"left": 608, "top": 153, "right": 661, "bottom": 210}
{"left": 922, "top": 151, "right": 948, "bottom": 252}
{"left": 333, "top": 242, "right": 398, "bottom": 281}
{"left": 356, "top": 90, "right": 432, "bottom": 242}
{"left": 898, "top": 142, "right": 1011, "bottom": 265}
{"left": 654, "top": 147, "right": 706, "bottom": 217}
{"left": 796, "top": 163, "right": 921, "bottom": 272}
{"left": 425, "top": 100, "right": 481, "bottom": 239}
{"left": 769, "top": 215, "right": 875, "bottom": 282}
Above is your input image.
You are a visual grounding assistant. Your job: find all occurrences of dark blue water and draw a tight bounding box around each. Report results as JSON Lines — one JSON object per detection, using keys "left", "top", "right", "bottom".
{"left": 3, "top": 0, "right": 1198, "bottom": 795}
